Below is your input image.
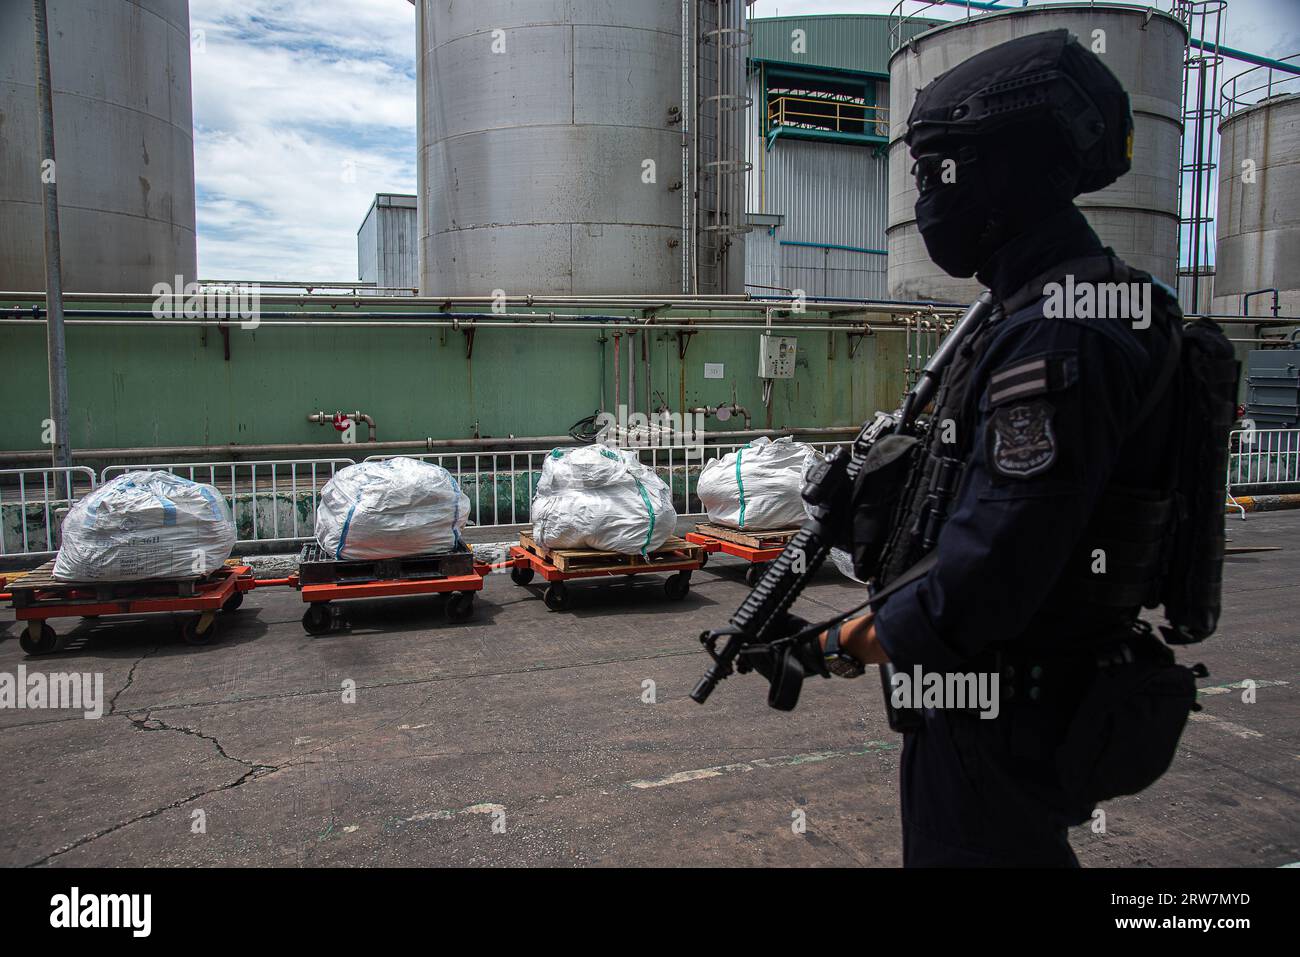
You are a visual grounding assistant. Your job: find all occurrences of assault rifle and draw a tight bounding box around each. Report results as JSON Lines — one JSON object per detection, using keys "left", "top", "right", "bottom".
{"left": 691, "top": 292, "right": 996, "bottom": 721}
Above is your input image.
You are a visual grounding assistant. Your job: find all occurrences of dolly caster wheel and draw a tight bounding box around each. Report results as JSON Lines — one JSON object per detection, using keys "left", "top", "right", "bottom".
{"left": 510, "top": 564, "right": 535, "bottom": 586}
{"left": 664, "top": 571, "right": 691, "bottom": 600}
{"left": 745, "top": 562, "right": 770, "bottom": 587}
{"left": 181, "top": 612, "right": 220, "bottom": 646}
{"left": 698, "top": 551, "right": 709, "bottom": 568}
{"left": 222, "top": 592, "right": 245, "bottom": 613}
{"left": 543, "top": 582, "right": 571, "bottom": 611}
{"left": 446, "top": 591, "right": 474, "bottom": 622}
{"left": 20, "top": 621, "right": 63, "bottom": 656}
{"left": 302, "top": 603, "right": 332, "bottom": 635}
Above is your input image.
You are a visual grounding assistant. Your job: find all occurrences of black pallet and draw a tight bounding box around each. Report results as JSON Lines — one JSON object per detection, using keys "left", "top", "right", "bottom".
{"left": 297, "top": 542, "right": 474, "bottom": 585}
{"left": 9, "top": 560, "right": 222, "bottom": 609}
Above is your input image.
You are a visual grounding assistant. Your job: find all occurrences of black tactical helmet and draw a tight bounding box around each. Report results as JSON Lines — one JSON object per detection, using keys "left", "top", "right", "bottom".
{"left": 905, "top": 29, "right": 1133, "bottom": 196}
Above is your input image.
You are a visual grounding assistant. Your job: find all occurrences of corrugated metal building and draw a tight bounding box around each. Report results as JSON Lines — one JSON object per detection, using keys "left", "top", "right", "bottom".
{"left": 744, "top": 14, "right": 935, "bottom": 301}
{"left": 357, "top": 193, "right": 418, "bottom": 294}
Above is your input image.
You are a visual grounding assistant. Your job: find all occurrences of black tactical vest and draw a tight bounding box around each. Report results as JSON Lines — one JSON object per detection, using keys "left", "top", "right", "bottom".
{"left": 875, "top": 309, "right": 1001, "bottom": 589}
{"left": 875, "top": 254, "right": 1185, "bottom": 644}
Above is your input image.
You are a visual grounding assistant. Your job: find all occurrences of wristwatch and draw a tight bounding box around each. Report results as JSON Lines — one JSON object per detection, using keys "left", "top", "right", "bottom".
{"left": 823, "top": 621, "right": 866, "bottom": 678}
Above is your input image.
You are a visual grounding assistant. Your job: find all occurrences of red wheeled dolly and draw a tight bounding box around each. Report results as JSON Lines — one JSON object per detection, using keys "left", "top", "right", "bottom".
{"left": 288, "top": 543, "right": 484, "bottom": 635}
{"left": 7, "top": 562, "right": 255, "bottom": 655}
{"left": 686, "top": 523, "right": 800, "bottom": 587}
{"left": 508, "top": 533, "right": 703, "bottom": 611}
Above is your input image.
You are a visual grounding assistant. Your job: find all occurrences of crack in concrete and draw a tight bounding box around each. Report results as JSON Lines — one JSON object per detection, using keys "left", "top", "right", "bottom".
{"left": 22, "top": 706, "right": 280, "bottom": 867}
{"left": 127, "top": 707, "right": 278, "bottom": 775}
{"left": 107, "top": 643, "right": 162, "bottom": 716}
{"left": 10, "top": 644, "right": 726, "bottom": 865}
{"left": 23, "top": 761, "right": 277, "bottom": 868}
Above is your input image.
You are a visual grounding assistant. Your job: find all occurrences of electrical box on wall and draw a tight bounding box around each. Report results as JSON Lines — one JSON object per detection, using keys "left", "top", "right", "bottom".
{"left": 759, "top": 335, "right": 797, "bottom": 379}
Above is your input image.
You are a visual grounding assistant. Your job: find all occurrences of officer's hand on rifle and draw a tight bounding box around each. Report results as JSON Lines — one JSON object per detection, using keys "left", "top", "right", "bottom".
{"left": 815, "top": 612, "right": 889, "bottom": 679}
{"left": 742, "top": 612, "right": 829, "bottom": 681}
{"left": 748, "top": 610, "right": 891, "bottom": 682}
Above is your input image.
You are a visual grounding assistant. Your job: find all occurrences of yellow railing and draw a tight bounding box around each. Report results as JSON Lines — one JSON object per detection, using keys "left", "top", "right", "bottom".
{"left": 767, "top": 94, "right": 889, "bottom": 138}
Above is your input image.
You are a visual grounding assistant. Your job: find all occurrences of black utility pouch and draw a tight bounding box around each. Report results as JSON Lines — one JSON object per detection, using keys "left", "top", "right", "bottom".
{"left": 1055, "top": 634, "right": 1201, "bottom": 806}
{"left": 849, "top": 433, "right": 921, "bottom": 579}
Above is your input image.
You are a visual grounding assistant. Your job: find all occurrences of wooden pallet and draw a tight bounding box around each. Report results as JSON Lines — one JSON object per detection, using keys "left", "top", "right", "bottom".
{"left": 297, "top": 542, "right": 475, "bottom": 585}
{"left": 692, "top": 523, "right": 800, "bottom": 550}
{"left": 8, "top": 560, "right": 224, "bottom": 609}
{"left": 518, "top": 533, "right": 703, "bottom": 574}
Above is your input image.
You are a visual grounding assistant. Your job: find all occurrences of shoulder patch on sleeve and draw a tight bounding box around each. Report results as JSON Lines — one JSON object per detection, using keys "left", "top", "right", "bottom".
{"left": 988, "top": 399, "right": 1057, "bottom": 478}
{"left": 985, "top": 352, "right": 1077, "bottom": 407}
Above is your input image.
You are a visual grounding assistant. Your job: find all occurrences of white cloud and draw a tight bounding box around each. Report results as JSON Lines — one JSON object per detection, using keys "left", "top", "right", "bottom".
{"left": 191, "top": 0, "right": 416, "bottom": 281}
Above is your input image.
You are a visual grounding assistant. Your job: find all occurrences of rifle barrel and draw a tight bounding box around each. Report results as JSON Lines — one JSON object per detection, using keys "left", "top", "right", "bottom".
{"left": 902, "top": 292, "right": 996, "bottom": 424}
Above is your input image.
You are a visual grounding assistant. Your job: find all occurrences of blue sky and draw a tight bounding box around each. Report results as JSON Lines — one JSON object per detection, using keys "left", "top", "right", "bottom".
{"left": 191, "top": 0, "right": 1300, "bottom": 281}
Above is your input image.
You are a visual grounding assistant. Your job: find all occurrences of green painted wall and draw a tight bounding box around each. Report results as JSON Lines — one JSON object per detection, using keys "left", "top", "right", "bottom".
{"left": 749, "top": 14, "right": 941, "bottom": 77}
{"left": 0, "top": 298, "right": 911, "bottom": 459}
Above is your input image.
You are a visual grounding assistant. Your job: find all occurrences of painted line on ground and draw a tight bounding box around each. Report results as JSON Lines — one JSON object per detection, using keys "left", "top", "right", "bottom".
{"left": 1198, "top": 678, "right": 1288, "bottom": 697}
{"left": 398, "top": 802, "right": 505, "bottom": 826}
{"left": 1191, "top": 679, "right": 1286, "bottom": 741}
{"left": 1188, "top": 712, "right": 1265, "bottom": 739}
{"left": 627, "top": 741, "right": 898, "bottom": 790}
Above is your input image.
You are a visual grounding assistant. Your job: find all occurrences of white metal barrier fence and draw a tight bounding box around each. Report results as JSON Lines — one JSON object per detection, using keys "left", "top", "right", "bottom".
{"left": 364, "top": 449, "right": 551, "bottom": 528}
{"left": 4, "top": 428, "right": 1294, "bottom": 560}
{"left": 1227, "top": 428, "right": 1300, "bottom": 491}
{"left": 98, "top": 459, "right": 355, "bottom": 547}
{"left": 364, "top": 440, "right": 852, "bottom": 527}
{"left": 0, "top": 467, "right": 99, "bottom": 558}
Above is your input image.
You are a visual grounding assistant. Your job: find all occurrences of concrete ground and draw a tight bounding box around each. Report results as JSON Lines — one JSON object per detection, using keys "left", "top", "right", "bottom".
{"left": 0, "top": 514, "right": 1296, "bottom": 868}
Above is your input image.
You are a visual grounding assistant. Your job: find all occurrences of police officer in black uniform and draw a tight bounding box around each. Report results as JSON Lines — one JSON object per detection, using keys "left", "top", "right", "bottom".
{"left": 814, "top": 30, "right": 1195, "bottom": 866}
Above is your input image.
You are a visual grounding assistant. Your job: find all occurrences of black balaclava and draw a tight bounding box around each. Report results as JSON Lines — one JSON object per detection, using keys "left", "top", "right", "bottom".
{"left": 905, "top": 29, "right": 1133, "bottom": 279}
{"left": 912, "top": 128, "right": 1082, "bottom": 277}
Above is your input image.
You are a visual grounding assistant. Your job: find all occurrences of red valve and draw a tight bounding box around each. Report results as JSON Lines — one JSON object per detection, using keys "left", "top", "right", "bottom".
{"left": 332, "top": 412, "right": 351, "bottom": 432}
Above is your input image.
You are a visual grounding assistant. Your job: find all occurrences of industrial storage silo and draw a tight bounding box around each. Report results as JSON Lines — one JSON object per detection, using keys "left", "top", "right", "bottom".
{"left": 1212, "top": 92, "right": 1300, "bottom": 320}
{"left": 0, "top": 0, "right": 197, "bottom": 293}
{"left": 886, "top": 5, "right": 1187, "bottom": 303}
{"left": 416, "top": 0, "right": 748, "bottom": 296}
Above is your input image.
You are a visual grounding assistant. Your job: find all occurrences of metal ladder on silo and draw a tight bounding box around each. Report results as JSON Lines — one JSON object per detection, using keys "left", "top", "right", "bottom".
{"left": 1172, "top": 0, "right": 1227, "bottom": 314}
{"left": 695, "top": 0, "right": 752, "bottom": 295}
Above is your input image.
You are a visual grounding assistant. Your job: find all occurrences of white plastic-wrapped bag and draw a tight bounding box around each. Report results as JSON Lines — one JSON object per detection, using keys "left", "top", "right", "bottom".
{"left": 827, "top": 546, "right": 868, "bottom": 583}
{"left": 531, "top": 445, "right": 677, "bottom": 555}
{"left": 54, "top": 471, "right": 236, "bottom": 581}
{"left": 798, "top": 451, "right": 867, "bottom": 583}
{"left": 696, "top": 435, "right": 815, "bottom": 530}
{"left": 315, "top": 457, "right": 470, "bottom": 560}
